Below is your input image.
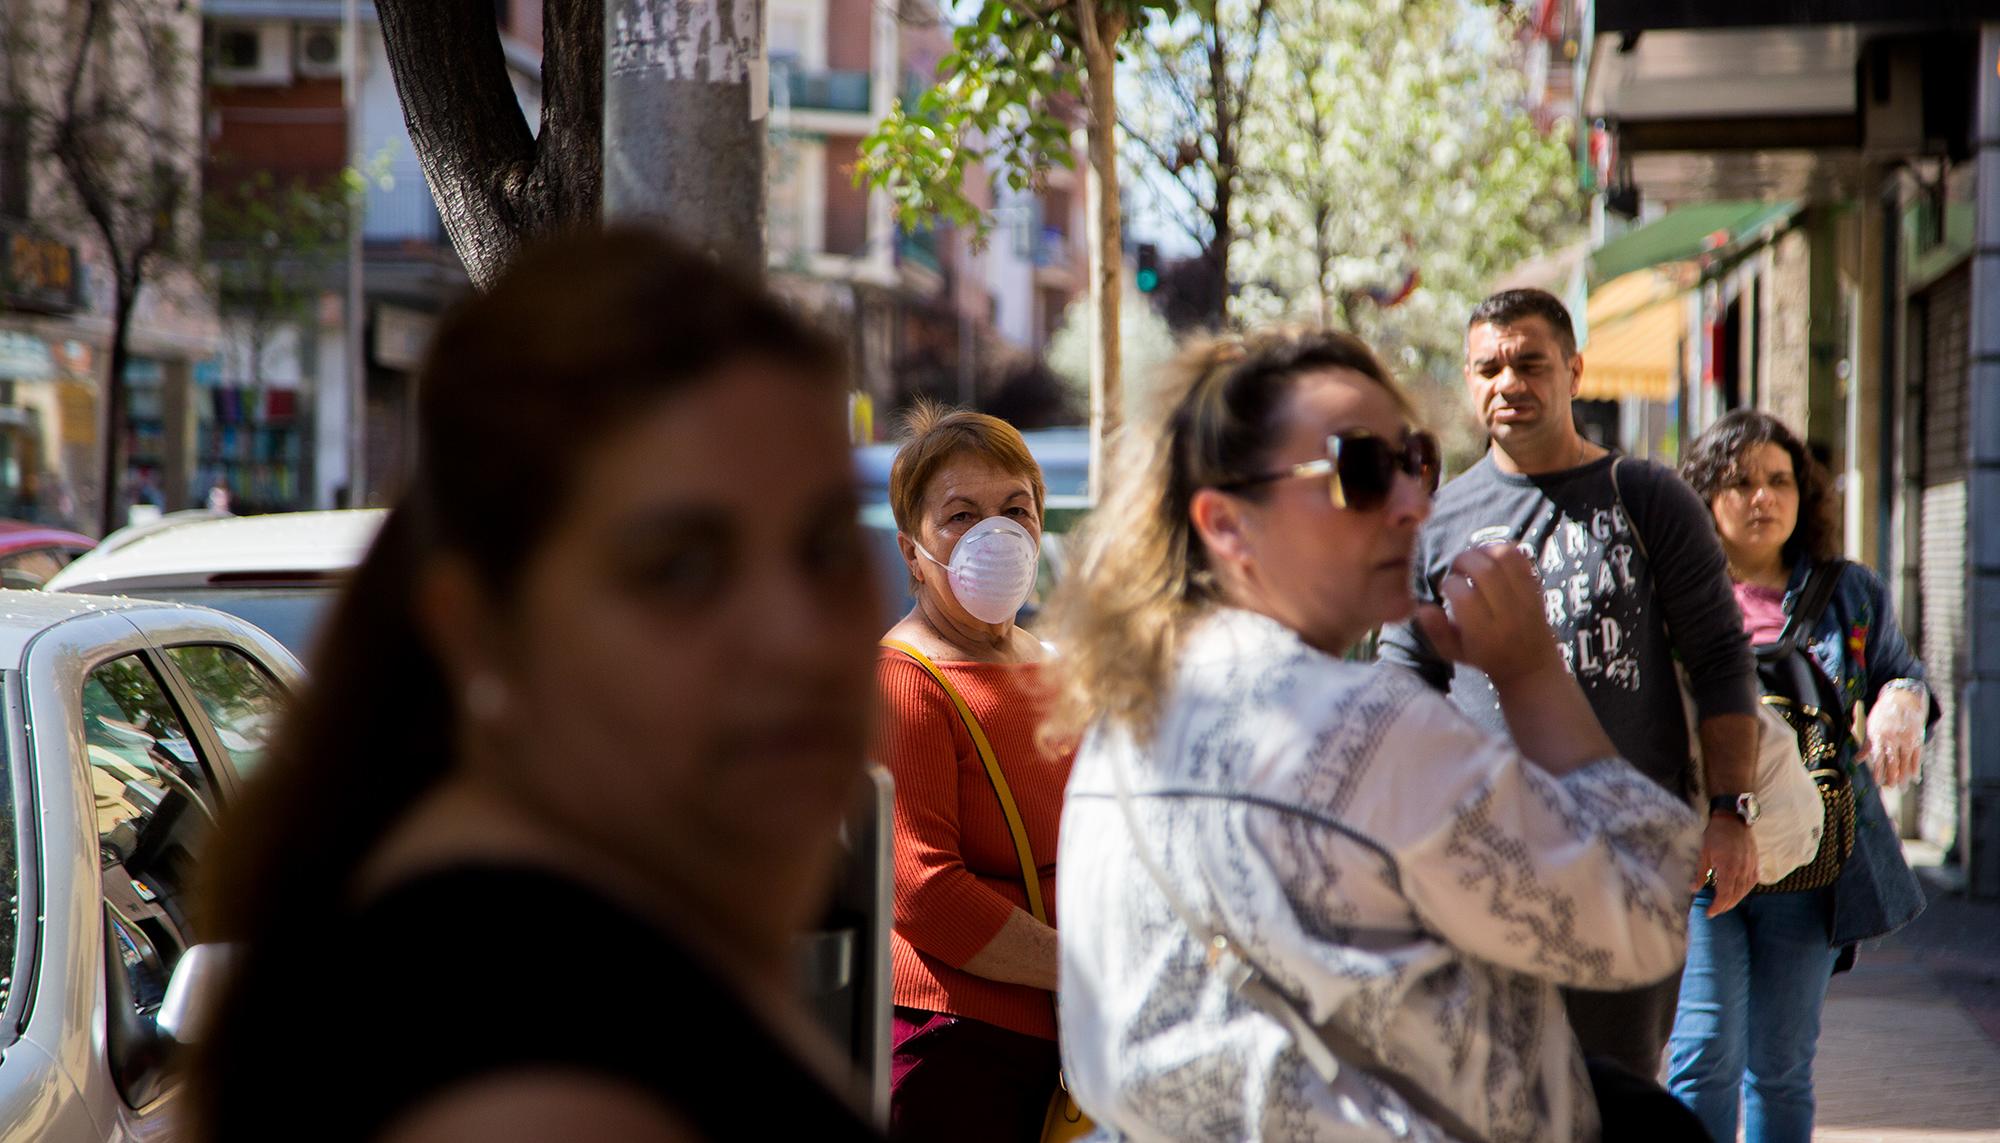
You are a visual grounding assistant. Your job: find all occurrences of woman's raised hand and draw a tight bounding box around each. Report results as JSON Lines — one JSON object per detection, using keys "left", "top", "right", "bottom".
{"left": 1413, "top": 543, "right": 1567, "bottom": 686}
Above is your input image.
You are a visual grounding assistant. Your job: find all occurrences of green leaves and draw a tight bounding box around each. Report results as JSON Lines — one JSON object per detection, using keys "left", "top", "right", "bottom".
{"left": 855, "top": 0, "right": 1162, "bottom": 241}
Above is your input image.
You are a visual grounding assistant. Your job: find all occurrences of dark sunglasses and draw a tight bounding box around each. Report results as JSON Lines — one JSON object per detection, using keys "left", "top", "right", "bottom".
{"left": 1216, "top": 428, "right": 1441, "bottom": 511}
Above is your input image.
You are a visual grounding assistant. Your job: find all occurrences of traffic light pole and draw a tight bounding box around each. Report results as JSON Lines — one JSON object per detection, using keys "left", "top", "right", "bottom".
{"left": 1135, "top": 242, "right": 1161, "bottom": 294}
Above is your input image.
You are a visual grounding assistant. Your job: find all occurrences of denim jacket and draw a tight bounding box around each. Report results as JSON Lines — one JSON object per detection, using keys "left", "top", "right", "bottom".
{"left": 1782, "top": 558, "right": 1932, "bottom": 945}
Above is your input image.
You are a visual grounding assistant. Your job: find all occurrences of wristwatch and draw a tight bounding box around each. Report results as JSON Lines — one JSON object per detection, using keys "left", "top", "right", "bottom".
{"left": 1709, "top": 792, "right": 1760, "bottom": 826}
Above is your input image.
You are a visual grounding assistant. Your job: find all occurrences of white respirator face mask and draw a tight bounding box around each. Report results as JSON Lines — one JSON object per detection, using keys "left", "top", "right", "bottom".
{"left": 916, "top": 515, "right": 1040, "bottom": 625}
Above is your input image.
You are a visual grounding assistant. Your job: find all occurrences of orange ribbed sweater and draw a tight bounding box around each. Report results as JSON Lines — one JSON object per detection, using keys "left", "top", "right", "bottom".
{"left": 874, "top": 649, "right": 1073, "bottom": 1041}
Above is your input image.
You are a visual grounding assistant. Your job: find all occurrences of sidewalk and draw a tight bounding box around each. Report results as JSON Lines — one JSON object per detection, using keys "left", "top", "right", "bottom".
{"left": 1811, "top": 858, "right": 2000, "bottom": 1141}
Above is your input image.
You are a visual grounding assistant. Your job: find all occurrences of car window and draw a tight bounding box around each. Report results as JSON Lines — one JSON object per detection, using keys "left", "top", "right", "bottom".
{"left": 0, "top": 548, "right": 71, "bottom": 589}
{"left": 82, "top": 656, "right": 216, "bottom": 1022}
{"left": 165, "top": 645, "right": 286, "bottom": 777}
{"left": 120, "top": 587, "right": 335, "bottom": 658}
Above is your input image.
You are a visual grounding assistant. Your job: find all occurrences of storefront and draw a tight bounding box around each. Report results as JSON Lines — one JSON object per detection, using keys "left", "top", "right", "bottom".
{"left": 0, "top": 227, "right": 91, "bottom": 528}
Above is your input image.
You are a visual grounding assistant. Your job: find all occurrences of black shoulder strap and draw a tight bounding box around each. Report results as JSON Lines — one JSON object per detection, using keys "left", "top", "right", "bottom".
{"left": 1778, "top": 560, "right": 1845, "bottom": 651}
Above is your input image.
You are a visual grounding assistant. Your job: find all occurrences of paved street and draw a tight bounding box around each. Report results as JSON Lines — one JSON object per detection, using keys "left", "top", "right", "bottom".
{"left": 1808, "top": 856, "right": 2000, "bottom": 1141}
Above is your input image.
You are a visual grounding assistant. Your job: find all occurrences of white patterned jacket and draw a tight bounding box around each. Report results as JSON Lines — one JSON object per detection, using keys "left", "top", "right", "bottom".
{"left": 1056, "top": 608, "right": 1703, "bottom": 1142}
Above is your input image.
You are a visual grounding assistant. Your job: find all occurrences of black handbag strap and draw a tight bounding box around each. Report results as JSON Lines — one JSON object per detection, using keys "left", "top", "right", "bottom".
{"left": 1776, "top": 560, "right": 1844, "bottom": 653}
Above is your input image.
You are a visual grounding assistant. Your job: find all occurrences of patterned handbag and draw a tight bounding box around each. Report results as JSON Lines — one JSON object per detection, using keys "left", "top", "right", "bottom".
{"left": 1751, "top": 561, "right": 1857, "bottom": 894}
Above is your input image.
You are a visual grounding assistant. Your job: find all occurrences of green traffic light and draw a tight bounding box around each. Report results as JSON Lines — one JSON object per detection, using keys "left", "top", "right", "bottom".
{"left": 1137, "top": 269, "right": 1160, "bottom": 292}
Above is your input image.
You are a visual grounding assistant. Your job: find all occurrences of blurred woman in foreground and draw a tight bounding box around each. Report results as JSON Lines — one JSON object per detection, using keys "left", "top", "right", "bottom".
{"left": 192, "top": 229, "right": 884, "bottom": 1142}
{"left": 1045, "top": 329, "right": 1707, "bottom": 1142}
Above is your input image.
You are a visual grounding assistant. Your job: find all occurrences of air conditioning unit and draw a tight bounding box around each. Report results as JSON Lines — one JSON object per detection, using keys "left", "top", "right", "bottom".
{"left": 295, "top": 26, "right": 343, "bottom": 79}
{"left": 211, "top": 23, "right": 292, "bottom": 86}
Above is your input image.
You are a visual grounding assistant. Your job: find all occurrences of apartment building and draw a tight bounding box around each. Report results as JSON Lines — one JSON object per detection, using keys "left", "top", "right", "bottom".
{"left": 769, "top": 0, "right": 1087, "bottom": 431}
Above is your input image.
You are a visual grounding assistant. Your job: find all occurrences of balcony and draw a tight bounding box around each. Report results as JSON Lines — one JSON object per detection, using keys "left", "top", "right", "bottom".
{"left": 897, "top": 226, "right": 942, "bottom": 276}
{"left": 775, "top": 67, "right": 872, "bottom": 115}
{"left": 1033, "top": 227, "right": 1076, "bottom": 268}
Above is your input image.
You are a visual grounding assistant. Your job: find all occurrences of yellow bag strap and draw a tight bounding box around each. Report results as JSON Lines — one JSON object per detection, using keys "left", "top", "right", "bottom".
{"left": 882, "top": 640, "right": 1048, "bottom": 926}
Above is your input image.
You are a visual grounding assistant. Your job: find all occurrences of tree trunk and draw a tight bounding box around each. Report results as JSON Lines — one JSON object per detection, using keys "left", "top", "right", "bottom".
{"left": 1206, "top": 22, "right": 1233, "bottom": 329}
{"left": 1080, "top": 0, "right": 1125, "bottom": 502}
{"left": 374, "top": 0, "right": 602, "bottom": 288}
{"left": 98, "top": 284, "right": 135, "bottom": 537}
{"left": 602, "top": 0, "right": 766, "bottom": 267}
{"left": 1313, "top": 202, "right": 1334, "bottom": 330}
{"left": 1208, "top": 194, "right": 1232, "bottom": 328}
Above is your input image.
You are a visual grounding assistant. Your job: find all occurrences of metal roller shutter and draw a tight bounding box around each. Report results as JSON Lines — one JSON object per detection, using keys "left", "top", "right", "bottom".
{"left": 1917, "top": 264, "right": 1972, "bottom": 850}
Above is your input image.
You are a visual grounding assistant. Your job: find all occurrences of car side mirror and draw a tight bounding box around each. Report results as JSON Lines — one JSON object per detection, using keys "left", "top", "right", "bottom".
{"left": 158, "top": 942, "right": 235, "bottom": 1044}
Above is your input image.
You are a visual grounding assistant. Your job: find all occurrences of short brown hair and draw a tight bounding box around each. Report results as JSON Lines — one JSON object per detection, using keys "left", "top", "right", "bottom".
{"left": 888, "top": 401, "right": 1046, "bottom": 535}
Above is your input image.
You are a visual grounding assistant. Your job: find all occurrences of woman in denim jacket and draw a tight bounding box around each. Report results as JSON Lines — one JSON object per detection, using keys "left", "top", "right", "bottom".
{"left": 1669, "top": 409, "right": 1934, "bottom": 1143}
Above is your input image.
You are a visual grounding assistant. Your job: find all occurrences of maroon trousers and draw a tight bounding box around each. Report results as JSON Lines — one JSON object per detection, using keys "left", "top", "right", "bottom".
{"left": 889, "top": 1007, "right": 1059, "bottom": 1143}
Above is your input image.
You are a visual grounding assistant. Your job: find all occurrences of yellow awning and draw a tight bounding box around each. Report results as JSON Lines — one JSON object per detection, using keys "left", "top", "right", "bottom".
{"left": 1579, "top": 269, "right": 1687, "bottom": 403}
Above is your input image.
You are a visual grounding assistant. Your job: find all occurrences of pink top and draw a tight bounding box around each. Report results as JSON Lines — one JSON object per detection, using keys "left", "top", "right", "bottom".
{"left": 1734, "top": 580, "right": 1788, "bottom": 644}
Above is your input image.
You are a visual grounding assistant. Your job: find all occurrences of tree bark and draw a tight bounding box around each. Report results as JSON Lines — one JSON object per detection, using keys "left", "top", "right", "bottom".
{"left": 1080, "top": 0, "right": 1125, "bottom": 502}
{"left": 1205, "top": 19, "right": 1232, "bottom": 328}
{"left": 1312, "top": 201, "right": 1337, "bottom": 331}
{"left": 374, "top": 0, "right": 602, "bottom": 289}
{"left": 601, "top": 0, "right": 766, "bottom": 267}
{"left": 99, "top": 285, "right": 134, "bottom": 535}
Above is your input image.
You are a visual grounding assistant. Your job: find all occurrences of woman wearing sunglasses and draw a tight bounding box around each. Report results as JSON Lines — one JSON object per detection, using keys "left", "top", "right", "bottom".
{"left": 1043, "top": 329, "right": 1706, "bottom": 1142}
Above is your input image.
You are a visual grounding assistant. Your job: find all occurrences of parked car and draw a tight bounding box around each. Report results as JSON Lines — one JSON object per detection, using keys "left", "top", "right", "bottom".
{"left": 45, "top": 510, "right": 386, "bottom": 659}
{"left": 0, "top": 590, "right": 301, "bottom": 1138}
{"left": 0, "top": 519, "right": 96, "bottom": 590}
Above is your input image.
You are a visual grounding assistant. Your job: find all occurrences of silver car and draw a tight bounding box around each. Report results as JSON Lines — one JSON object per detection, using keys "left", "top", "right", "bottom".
{"left": 0, "top": 591, "right": 300, "bottom": 1139}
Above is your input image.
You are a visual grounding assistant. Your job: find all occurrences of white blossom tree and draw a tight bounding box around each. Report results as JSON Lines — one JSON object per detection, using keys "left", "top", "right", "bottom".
{"left": 1231, "top": 0, "right": 1577, "bottom": 456}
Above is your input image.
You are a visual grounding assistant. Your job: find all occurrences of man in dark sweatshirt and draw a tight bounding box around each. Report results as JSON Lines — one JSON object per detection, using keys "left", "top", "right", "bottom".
{"left": 1378, "top": 288, "right": 1761, "bottom": 1081}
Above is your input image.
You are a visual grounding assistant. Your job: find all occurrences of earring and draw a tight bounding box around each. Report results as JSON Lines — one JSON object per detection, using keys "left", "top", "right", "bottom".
{"left": 464, "top": 673, "right": 509, "bottom": 721}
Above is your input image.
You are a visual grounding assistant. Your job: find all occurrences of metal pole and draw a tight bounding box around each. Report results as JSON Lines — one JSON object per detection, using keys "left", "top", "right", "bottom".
{"left": 603, "top": 0, "right": 767, "bottom": 270}
{"left": 342, "top": 0, "right": 366, "bottom": 507}
{"left": 1963, "top": 24, "right": 2000, "bottom": 896}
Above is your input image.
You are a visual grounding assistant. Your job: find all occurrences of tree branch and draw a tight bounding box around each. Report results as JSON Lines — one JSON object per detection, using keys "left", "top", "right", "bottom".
{"left": 373, "top": 0, "right": 546, "bottom": 287}
{"left": 528, "top": 0, "right": 602, "bottom": 234}
{"left": 1117, "top": 117, "right": 1213, "bottom": 215}
{"left": 1229, "top": 0, "right": 1273, "bottom": 131}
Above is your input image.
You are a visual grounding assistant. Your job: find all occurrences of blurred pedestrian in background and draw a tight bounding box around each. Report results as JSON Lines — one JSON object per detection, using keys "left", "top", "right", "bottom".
{"left": 1046, "top": 329, "right": 1708, "bottom": 1142}
{"left": 1668, "top": 409, "right": 1934, "bottom": 1143}
{"left": 874, "top": 403, "right": 1075, "bottom": 1141}
{"left": 191, "top": 228, "right": 885, "bottom": 1142}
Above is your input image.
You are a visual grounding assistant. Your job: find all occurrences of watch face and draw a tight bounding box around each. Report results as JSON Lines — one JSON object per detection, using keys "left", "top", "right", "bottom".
{"left": 1738, "top": 793, "right": 1761, "bottom": 825}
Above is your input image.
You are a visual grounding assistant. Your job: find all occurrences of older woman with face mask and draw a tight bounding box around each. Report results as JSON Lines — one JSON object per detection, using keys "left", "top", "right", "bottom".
{"left": 874, "top": 403, "right": 1074, "bottom": 1142}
